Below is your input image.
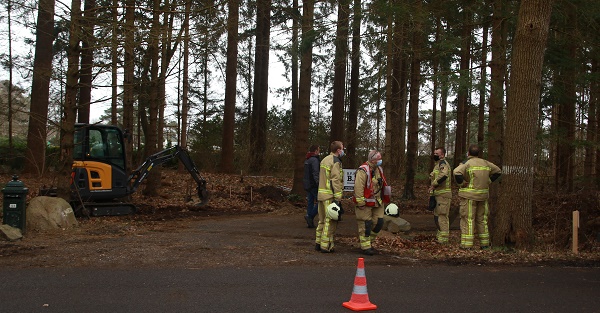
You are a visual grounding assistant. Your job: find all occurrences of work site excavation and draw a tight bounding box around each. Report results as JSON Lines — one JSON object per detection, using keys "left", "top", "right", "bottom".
{"left": 0, "top": 170, "right": 598, "bottom": 268}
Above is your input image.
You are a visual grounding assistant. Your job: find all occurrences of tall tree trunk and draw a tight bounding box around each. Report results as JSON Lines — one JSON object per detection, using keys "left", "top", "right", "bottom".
{"left": 290, "top": 0, "right": 299, "bottom": 134}
{"left": 398, "top": 31, "right": 409, "bottom": 177}
{"left": 289, "top": 0, "right": 300, "bottom": 191}
{"left": 25, "top": 0, "right": 56, "bottom": 175}
{"left": 221, "top": 0, "right": 239, "bottom": 173}
{"left": 555, "top": 4, "right": 578, "bottom": 193}
{"left": 402, "top": 0, "right": 422, "bottom": 200}
{"left": 249, "top": 0, "right": 271, "bottom": 173}
{"left": 7, "top": 0, "right": 14, "bottom": 154}
{"left": 596, "top": 56, "right": 600, "bottom": 188}
{"left": 453, "top": 4, "right": 472, "bottom": 168}
{"left": 584, "top": 57, "right": 597, "bottom": 187}
{"left": 330, "top": 0, "right": 350, "bottom": 143}
{"left": 77, "top": 0, "right": 96, "bottom": 124}
{"left": 110, "top": 0, "right": 118, "bottom": 125}
{"left": 65, "top": 0, "right": 81, "bottom": 135}
{"left": 494, "top": 0, "right": 552, "bottom": 249}
{"left": 58, "top": 0, "right": 81, "bottom": 199}
{"left": 291, "top": 0, "right": 314, "bottom": 195}
{"left": 488, "top": 0, "right": 507, "bottom": 216}
{"left": 431, "top": 16, "right": 440, "bottom": 170}
{"left": 478, "top": 20, "right": 489, "bottom": 145}
{"left": 178, "top": 0, "right": 191, "bottom": 173}
{"left": 439, "top": 68, "right": 448, "bottom": 148}
{"left": 439, "top": 22, "right": 451, "bottom": 150}
{"left": 346, "top": 0, "right": 361, "bottom": 169}
{"left": 142, "top": 0, "right": 162, "bottom": 196}
{"left": 386, "top": 15, "right": 408, "bottom": 180}
{"left": 123, "top": 0, "right": 135, "bottom": 171}
{"left": 384, "top": 13, "right": 395, "bottom": 176}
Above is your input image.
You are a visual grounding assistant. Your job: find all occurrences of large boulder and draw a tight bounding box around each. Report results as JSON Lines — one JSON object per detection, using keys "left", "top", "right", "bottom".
{"left": 382, "top": 215, "right": 411, "bottom": 233}
{"left": 26, "top": 196, "right": 78, "bottom": 231}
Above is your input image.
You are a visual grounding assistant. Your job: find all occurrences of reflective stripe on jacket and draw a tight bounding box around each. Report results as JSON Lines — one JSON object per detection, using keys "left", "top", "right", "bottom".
{"left": 453, "top": 157, "right": 501, "bottom": 201}
{"left": 317, "top": 153, "right": 343, "bottom": 201}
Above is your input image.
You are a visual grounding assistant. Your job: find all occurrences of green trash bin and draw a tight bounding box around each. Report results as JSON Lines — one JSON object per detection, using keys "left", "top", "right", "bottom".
{"left": 2, "top": 175, "right": 29, "bottom": 233}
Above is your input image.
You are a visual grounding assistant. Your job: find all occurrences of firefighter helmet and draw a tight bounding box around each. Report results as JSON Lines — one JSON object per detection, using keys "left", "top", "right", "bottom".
{"left": 385, "top": 203, "right": 399, "bottom": 217}
{"left": 326, "top": 202, "right": 342, "bottom": 221}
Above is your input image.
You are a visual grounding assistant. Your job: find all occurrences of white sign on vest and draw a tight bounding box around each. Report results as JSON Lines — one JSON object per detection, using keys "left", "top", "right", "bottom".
{"left": 343, "top": 169, "right": 357, "bottom": 191}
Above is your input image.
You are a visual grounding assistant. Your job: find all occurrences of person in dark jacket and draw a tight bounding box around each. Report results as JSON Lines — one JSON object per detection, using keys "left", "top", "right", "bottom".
{"left": 303, "top": 144, "right": 320, "bottom": 228}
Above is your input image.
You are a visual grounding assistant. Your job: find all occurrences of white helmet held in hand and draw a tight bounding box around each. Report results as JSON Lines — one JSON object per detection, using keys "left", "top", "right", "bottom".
{"left": 326, "top": 202, "right": 342, "bottom": 220}
{"left": 385, "top": 203, "right": 399, "bottom": 217}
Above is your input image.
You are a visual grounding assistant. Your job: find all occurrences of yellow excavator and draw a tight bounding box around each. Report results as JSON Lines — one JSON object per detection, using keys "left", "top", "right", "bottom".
{"left": 70, "top": 123, "right": 209, "bottom": 216}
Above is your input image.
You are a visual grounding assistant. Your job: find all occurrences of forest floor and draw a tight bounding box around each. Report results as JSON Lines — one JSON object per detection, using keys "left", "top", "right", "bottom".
{"left": 0, "top": 170, "right": 598, "bottom": 268}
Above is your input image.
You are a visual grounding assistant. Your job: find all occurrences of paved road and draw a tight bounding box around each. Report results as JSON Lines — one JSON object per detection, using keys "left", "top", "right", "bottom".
{"left": 1, "top": 265, "right": 598, "bottom": 312}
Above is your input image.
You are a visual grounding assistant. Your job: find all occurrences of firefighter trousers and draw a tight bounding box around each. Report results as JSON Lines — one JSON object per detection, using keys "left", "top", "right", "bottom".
{"left": 434, "top": 196, "right": 451, "bottom": 244}
{"left": 315, "top": 199, "right": 338, "bottom": 252}
{"left": 355, "top": 205, "right": 384, "bottom": 250}
{"left": 459, "top": 198, "right": 490, "bottom": 248}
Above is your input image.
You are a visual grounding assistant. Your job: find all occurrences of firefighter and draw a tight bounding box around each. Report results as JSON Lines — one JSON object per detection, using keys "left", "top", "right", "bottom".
{"left": 353, "top": 150, "right": 387, "bottom": 256}
{"left": 428, "top": 147, "right": 452, "bottom": 244}
{"left": 315, "top": 141, "right": 345, "bottom": 253}
{"left": 453, "top": 144, "right": 501, "bottom": 249}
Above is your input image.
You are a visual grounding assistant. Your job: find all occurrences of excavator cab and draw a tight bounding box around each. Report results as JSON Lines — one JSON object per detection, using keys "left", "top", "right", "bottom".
{"left": 73, "top": 124, "right": 129, "bottom": 199}
{"left": 71, "top": 123, "right": 208, "bottom": 216}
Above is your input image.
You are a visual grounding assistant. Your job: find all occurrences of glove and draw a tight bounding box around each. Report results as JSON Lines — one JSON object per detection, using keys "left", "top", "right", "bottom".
{"left": 334, "top": 200, "right": 345, "bottom": 220}
{"left": 427, "top": 196, "right": 437, "bottom": 211}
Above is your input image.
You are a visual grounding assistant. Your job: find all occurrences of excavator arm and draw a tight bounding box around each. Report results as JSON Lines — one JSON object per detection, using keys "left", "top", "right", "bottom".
{"left": 128, "top": 145, "right": 209, "bottom": 205}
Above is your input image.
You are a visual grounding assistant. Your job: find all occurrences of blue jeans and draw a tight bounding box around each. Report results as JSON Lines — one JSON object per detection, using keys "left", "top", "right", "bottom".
{"left": 306, "top": 188, "right": 318, "bottom": 219}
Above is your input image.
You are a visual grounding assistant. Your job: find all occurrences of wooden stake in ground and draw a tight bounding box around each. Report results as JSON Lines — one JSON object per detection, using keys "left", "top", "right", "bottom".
{"left": 572, "top": 210, "right": 579, "bottom": 254}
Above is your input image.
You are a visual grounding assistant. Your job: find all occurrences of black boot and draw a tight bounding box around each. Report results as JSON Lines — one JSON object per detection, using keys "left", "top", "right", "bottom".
{"left": 305, "top": 215, "right": 315, "bottom": 228}
{"left": 361, "top": 248, "right": 375, "bottom": 256}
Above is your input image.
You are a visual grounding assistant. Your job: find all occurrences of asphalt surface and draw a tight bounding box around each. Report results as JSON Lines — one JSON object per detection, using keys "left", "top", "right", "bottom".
{"left": 1, "top": 265, "right": 599, "bottom": 312}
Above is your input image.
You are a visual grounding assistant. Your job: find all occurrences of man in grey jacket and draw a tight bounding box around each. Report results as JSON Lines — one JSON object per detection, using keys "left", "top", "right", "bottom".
{"left": 303, "top": 144, "right": 320, "bottom": 228}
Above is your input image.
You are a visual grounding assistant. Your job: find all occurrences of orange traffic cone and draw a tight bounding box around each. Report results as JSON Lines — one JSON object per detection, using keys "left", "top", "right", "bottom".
{"left": 342, "top": 257, "right": 377, "bottom": 311}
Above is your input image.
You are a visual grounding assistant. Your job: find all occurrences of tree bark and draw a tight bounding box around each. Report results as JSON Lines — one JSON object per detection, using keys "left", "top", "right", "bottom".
{"left": 77, "top": 0, "right": 96, "bottom": 124}
{"left": 142, "top": 0, "right": 162, "bottom": 196}
{"left": 402, "top": 0, "right": 422, "bottom": 200}
{"left": 330, "top": 0, "right": 350, "bottom": 143}
{"left": 221, "top": 0, "right": 239, "bottom": 173}
{"left": 25, "top": 0, "right": 56, "bottom": 175}
{"left": 431, "top": 16, "right": 440, "bottom": 170}
{"left": 346, "top": 0, "right": 361, "bottom": 169}
{"left": 7, "top": 0, "right": 14, "bottom": 153}
{"left": 58, "top": 0, "right": 81, "bottom": 199}
{"left": 555, "top": 3, "right": 578, "bottom": 193}
{"left": 493, "top": 0, "right": 553, "bottom": 249}
{"left": 488, "top": 0, "right": 507, "bottom": 217}
{"left": 249, "top": 0, "right": 271, "bottom": 173}
{"left": 584, "top": 57, "right": 597, "bottom": 186}
{"left": 110, "top": 0, "right": 118, "bottom": 125}
{"left": 123, "top": 0, "right": 135, "bottom": 171}
{"left": 179, "top": 0, "right": 192, "bottom": 172}
{"left": 290, "top": 0, "right": 299, "bottom": 134}
{"left": 439, "top": 22, "right": 451, "bottom": 150}
{"left": 291, "top": 0, "right": 314, "bottom": 194}
{"left": 453, "top": 4, "right": 471, "bottom": 168}
{"left": 384, "top": 12, "right": 394, "bottom": 176}
{"left": 478, "top": 20, "right": 488, "bottom": 146}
